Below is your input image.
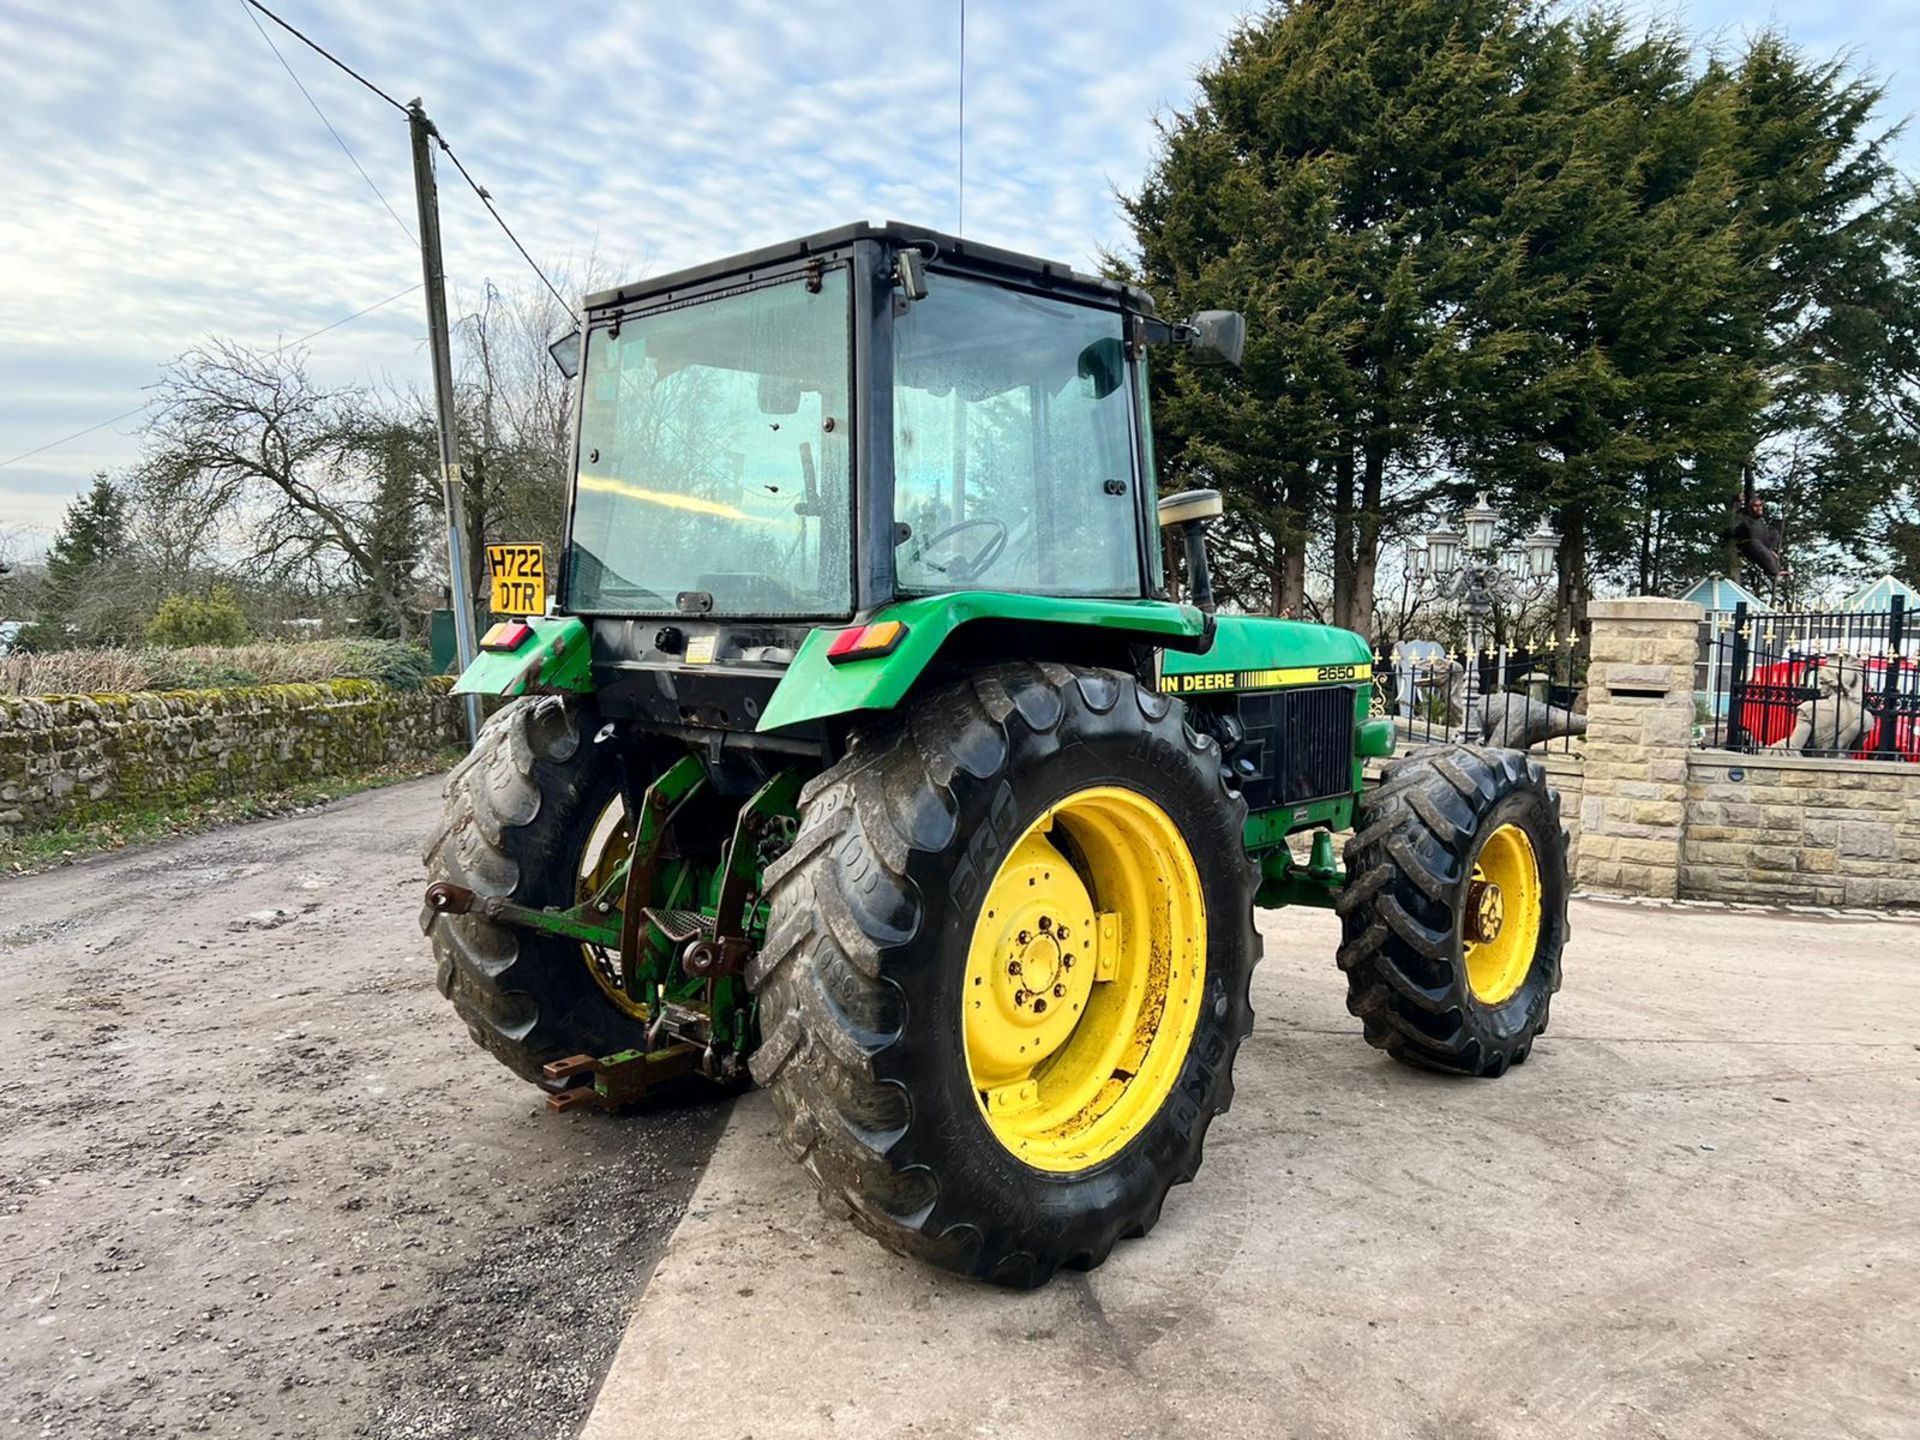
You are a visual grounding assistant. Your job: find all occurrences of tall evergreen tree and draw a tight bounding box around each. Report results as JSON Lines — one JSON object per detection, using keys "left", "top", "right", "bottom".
{"left": 1452, "top": 12, "right": 1761, "bottom": 636}
{"left": 1718, "top": 36, "right": 1920, "bottom": 593}
{"left": 43, "top": 473, "right": 127, "bottom": 590}
{"left": 1125, "top": 2, "right": 1918, "bottom": 634}
{"left": 1126, "top": 0, "right": 1561, "bottom": 634}
{"left": 355, "top": 422, "right": 432, "bottom": 639}
{"left": 25, "top": 473, "right": 138, "bottom": 648}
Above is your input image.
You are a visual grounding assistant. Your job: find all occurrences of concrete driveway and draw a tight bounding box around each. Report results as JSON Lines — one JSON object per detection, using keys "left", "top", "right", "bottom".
{"left": 583, "top": 898, "right": 1920, "bottom": 1440}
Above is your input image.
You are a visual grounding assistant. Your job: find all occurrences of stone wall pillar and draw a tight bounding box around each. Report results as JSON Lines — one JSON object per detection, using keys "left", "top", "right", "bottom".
{"left": 1573, "top": 597, "right": 1703, "bottom": 899}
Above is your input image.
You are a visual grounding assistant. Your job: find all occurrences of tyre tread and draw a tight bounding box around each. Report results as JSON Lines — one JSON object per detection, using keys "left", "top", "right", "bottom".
{"left": 1338, "top": 745, "right": 1569, "bottom": 1076}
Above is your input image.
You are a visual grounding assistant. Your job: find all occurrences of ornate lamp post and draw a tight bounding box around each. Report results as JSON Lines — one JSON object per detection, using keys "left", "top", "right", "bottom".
{"left": 1410, "top": 492, "right": 1558, "bottom": 732}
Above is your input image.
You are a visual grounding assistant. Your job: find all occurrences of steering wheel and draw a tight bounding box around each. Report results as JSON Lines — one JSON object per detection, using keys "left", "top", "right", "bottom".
{"left": 918, "top": 517, "right": 1009, "bottom": 583}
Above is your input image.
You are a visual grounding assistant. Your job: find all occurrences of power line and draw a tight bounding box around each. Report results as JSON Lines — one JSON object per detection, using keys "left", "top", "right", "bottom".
{"left": 237, "top": 0, "right": 569, "bottom": 312}
{"left": 0, "top": 406, "right": 153, "bottom": 472}
{"left": 240, "top": 0, "right": 407, "bottom": 115}
{"left": 269, "top": 280, "right": 423, "bottom": 352}
{"left": 434, "top": 134, "right": 570, "bottom": 310}
{"left": 239, "top": 0, "right": 415, "bottom": 244}
{"left": 13, "top": 10, "right": 568, "bottom": 477}
{"left": 0, "top": 282, "right": 423, "bottom": 472}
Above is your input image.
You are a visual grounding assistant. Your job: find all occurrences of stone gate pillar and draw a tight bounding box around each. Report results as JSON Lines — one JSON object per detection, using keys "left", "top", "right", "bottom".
{"left": 1573, "top": 597, "right": 1704, "bottom": 899}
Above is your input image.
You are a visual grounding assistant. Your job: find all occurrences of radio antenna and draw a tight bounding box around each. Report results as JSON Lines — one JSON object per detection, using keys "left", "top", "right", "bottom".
{"left": 958, "top": 0, "right": 966, "bottom": 234}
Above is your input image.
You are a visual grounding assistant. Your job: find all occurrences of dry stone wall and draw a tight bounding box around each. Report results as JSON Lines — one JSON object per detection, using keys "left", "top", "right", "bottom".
{"left": 0, "top": 678, "right": 463, "bottom": 841}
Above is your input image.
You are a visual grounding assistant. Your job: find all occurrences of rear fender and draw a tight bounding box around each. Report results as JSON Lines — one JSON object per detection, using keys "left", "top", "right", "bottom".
{"left": 452, "top": 616, "right": 594, "bottom": 697}
{"left": 755, "top": 592, "right": 1207, "bottom": 732}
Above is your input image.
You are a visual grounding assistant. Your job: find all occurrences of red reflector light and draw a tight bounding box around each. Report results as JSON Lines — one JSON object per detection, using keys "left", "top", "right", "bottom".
{"left": 481, "top": 621, "right": 534, "bottom": 652}
{"left": 826, "top": 619, "right": 907, "bottom": 663}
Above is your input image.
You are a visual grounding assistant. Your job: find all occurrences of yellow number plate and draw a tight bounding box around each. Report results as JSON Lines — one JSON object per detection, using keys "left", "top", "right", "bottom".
{"left": 487, "top": 544, "right": 546, "bottom": 616}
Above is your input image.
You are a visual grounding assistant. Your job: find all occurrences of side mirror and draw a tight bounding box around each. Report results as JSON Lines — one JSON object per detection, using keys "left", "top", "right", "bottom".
{"left": 756, "top": 373, "right": 804, "bottom": 415}
{"left": 548, "top": 328, "right": 582, "bottom": 379}
{"left": 1157, "top": 489, "right": 1224, "bottom": 528}
{"left": 1157, "top": 490, "right": 1223, "bottom": 614}
{"left": 1183, "top": 311, "right": 1245, "bottom": 368}
{"left": 1076, "top": 336, "right": 1126, "bottom": 399}
{"left": 895, "top": 248, "right": 929, "bottom": 302}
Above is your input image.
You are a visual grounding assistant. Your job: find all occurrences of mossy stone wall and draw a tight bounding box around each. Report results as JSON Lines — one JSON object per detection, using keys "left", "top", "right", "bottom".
{"left": 0, "top": 678, "right": 462, "bottom": 840}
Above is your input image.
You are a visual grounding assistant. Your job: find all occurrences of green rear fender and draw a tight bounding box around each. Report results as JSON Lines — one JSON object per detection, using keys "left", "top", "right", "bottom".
{"left": 756, "top": 592, "right": 1208, "bottom": 732}
{"left": 451, "top": 616, "right": 594, "bottom": 697}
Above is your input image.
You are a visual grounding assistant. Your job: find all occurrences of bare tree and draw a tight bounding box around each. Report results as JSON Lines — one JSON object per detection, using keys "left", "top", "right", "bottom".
{"left": 144, "top": 340, "right": 433, "bottom": 637}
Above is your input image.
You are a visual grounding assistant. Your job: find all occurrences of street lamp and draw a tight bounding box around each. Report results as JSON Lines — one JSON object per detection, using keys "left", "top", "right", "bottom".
{"left": 1423, "top": 526, "right": 1462, "bottom": 576}
{"left": 1463, "top": 492, "right": 1499, "bottom": 553}
{"left": 1523, "top": 521, "right": 1557, "bottom": 580}
{"left": 1414, "top": 491, "right": 1559, "bottom": 734}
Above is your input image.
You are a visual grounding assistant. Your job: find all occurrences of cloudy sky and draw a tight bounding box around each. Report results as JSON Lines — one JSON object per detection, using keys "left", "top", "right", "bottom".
{"left": 1, "top": 0, "right": 1915, "bottom": 554}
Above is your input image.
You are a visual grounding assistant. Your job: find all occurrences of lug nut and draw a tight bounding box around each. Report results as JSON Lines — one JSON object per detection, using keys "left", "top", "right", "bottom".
{"left": 1017, "top": 930, "right": 1031, "bottom": 945}
{"left": 1038, "top": 916, "right": 1052, "bottom": 931}
{"left": 1053, "top": 984, "right": 1066, "bottom": 998}
{"left": 1033, "top": 998, "right": 1048, "bottom": 1013}
{"left": 1062, "top": 956, "right": 1074, "bottom": 969}
{"left": 1055, "top": 924, "right": 1069, "bottom": 940}
{"left": 1007, "top": 960, "right": 1022, "bottom": 976}
{"left": 1013, "top": 989, "right": 1030, "bottom": 1006}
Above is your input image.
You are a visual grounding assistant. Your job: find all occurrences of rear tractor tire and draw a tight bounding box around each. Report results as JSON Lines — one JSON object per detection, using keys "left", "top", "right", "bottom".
{"left": 1337, "top": 746, "right": 1568, "bottom": 1076}
{"left": 422, "top": 695, "right": 653, "bottom": 1087}
{"left": 749, "top": 662, "right": 1260, "bottom": 1288}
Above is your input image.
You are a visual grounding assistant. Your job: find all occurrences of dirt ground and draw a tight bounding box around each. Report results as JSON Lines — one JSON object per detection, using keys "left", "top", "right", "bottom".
{"left": 0, "top": 778, "right": 728, "bottom": 1440}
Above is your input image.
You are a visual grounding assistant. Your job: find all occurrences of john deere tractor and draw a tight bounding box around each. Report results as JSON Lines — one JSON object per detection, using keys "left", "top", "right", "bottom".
{"left": 421, "top": 222, "right": 1568, "bottom": 1288}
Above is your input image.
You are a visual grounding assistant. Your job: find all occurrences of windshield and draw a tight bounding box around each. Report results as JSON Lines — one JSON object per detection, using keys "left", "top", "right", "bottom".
{"left": 893, "top": 276, "right": 1141, "bottom": 597}
{"left": 568, "top": 269, "right": 852, "bottom": 616}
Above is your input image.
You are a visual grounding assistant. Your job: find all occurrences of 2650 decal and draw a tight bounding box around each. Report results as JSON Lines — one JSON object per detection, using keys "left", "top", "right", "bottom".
{"left": 1164, "top": 662, "right": 1372, "bottom": 696}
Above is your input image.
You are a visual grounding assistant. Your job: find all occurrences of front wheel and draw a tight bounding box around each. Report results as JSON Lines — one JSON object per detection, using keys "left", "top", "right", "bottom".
{"left": 748, "top": 662, "right": 1259, "bottom": 1288}
{"left": 1336, "top": 746, "right": 1568, "bottom": 1076}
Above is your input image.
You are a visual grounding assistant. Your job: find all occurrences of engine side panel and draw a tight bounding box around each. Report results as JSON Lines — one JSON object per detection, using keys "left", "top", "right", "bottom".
{"left": 1161, "top": 615, "right": 1378, "bottom": 835}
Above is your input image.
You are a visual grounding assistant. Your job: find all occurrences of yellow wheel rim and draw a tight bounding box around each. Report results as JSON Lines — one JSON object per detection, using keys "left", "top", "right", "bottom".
{"left": 1463, "top": 822, "right": 1543, "bottom": 1006}
{"left": 578, "top": 796, "right": 648, "bottom": 1020}
{"left": 961, "top": 786, "right": 1206, "bottom": 1173}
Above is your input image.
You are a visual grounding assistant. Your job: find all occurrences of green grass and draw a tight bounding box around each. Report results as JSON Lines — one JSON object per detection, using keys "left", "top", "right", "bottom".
{"left": 0, "top": 747, "right": 465, "bottom": 874}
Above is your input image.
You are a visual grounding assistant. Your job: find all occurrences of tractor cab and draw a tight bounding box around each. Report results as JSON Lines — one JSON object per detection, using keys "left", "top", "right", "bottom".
{"left": 468, "top": 222, "right": 1243, "bottom": 752}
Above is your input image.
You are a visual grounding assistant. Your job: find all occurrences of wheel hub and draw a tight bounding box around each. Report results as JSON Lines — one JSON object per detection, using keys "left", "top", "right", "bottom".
{"left": 1465, "top": 878, "right": 1505, "bottom": 944}
{"left": 1462, "top": 823, "right": 1543, "bottom": 1006}
{"left": 1010, "top": 927, "right": 1065, "bottom": 1004}
{"left": 968, "top": 836, "right": 1097, "bottom": 1082}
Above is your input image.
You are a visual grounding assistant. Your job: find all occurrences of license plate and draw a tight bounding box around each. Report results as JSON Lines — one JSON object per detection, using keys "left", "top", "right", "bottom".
{"left": 487, "top": 544, "right": 546, "bottom": 616}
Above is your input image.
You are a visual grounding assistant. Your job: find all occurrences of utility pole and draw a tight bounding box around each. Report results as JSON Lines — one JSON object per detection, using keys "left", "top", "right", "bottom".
{"left": 407, "top": 98, "right": 482, "bottom": 744}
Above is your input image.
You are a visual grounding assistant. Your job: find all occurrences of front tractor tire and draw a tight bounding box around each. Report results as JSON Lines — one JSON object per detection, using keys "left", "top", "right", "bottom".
{"left": 422, "top": 696, "right": 652, "bottom": 1086}
{"left": 1337, "top": 746, "right": 1568, "bottom": 1076}
{"left": 749, "top": 663, "right": 1259, "bottom": 1288}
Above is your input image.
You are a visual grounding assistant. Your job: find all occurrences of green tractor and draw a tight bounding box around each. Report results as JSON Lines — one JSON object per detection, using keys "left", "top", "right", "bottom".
{"left": 421, "top": 222, "right": 1568, "bottom": 1288}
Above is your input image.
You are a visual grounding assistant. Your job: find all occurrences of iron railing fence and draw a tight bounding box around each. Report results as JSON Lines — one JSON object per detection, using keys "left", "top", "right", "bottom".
{"left": 1378, "top": 640, "right": 1585, "bottom": 755}
{"left": 1704, "top": 597, "right": 1917, "bottom": 761}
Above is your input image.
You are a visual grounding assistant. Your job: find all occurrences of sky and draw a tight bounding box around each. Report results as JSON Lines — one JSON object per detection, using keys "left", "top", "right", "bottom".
{"left": 1, "top": 0, "right": 1916, "bottom": 557}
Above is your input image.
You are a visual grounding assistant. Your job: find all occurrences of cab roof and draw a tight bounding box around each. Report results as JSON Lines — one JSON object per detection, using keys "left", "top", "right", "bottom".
{"left": 580, "top": 220, "right": 1157, "bottom": 317}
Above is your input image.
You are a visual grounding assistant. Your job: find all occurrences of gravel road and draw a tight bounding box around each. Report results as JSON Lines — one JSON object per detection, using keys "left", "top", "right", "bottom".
{"left": 0, "top": 778, "right": 729, "bottom": 1440}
